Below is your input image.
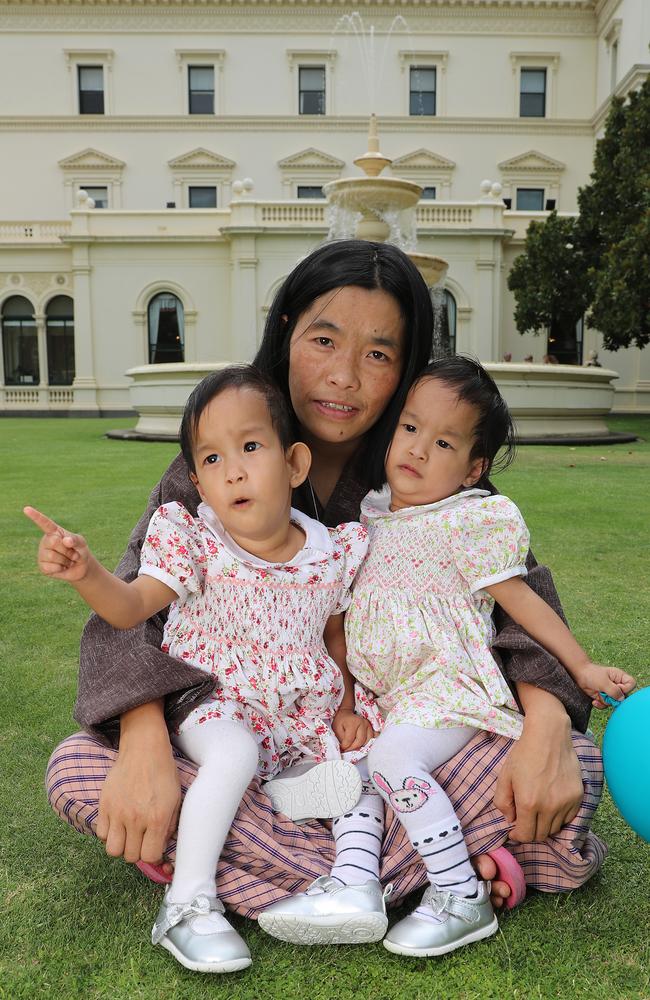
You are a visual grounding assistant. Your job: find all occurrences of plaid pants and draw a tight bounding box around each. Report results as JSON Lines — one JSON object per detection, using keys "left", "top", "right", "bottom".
{"left": 46, "top": 728, "right": 606, "bottom": 918}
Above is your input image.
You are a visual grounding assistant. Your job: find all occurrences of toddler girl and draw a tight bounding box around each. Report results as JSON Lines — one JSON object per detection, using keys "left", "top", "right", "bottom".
{"left": 26, "top": 365, "right": 373, "bottom": 974}
{"left": 259, "top": 356, "right": 635, "bottom": 957}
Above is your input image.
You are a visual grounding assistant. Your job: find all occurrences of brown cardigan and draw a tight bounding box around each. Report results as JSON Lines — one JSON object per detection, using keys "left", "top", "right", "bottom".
{"left": 75, "top": 453, "right": 591, "bottom": 746}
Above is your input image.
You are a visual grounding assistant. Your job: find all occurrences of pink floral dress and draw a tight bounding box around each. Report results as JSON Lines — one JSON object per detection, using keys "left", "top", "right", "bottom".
{"left": 139, "top": 501, "right": 368, "bottom": 777}
{"left": 346, "top": 488, "right": 528, "bottom": 740}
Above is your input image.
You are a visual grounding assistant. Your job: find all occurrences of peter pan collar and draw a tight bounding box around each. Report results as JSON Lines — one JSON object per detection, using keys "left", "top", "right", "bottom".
{"left": 361, "top": 486, "right": 490, "bottom": 523}
{"left": 197, "top": 502, "right": 334, "bottom": 568}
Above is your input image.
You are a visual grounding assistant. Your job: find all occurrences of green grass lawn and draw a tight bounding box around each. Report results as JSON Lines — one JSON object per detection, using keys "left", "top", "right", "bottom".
{"left": 1, "top": 414, "right": 649, "bottom": 999}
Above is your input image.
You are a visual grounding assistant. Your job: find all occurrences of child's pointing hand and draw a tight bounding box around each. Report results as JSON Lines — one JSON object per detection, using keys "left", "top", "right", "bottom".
{"left": 24, "top": 506, "right": 92, "bottom": 583}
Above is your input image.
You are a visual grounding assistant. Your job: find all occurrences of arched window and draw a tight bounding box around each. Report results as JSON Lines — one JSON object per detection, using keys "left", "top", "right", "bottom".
{"left": 46, "top": 296, "right": 75, "bottom": 385}
{"left": 148, "top": 293, "right": 184, "bottom": 364}
{"left": 2, "top": 295, "right": 38, "bottom": 385}
{"left": 445, "top": 290, "right": 457, "bottom": 354}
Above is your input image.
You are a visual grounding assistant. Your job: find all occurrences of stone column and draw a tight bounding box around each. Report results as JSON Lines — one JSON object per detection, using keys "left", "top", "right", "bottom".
{"left": 34, "top": 311, "right": 49, "bottom": 407}
{"left": 71, "top": 243, "right": 99, "bottom": 412}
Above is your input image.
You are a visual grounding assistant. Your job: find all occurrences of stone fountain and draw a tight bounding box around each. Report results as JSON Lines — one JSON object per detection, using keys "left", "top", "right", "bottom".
{"left": 324, "top": 114, "right": 448, "bottom": 291}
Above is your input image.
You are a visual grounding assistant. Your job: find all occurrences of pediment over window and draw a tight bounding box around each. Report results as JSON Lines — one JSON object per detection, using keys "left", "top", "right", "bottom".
{"left": 278, "top": 148, "right": 345, "bottom": 170}
{"left": 498, "top": 150, "right": 565, "bottom": 174}
{"left": 391, "top": 149, "right": 456, "bottom": 171}
{"left": 58, "top": 148, "right": 125, "bottom": 171}
{"left": 168, "top": 148, "right": 236, "bottom": 170}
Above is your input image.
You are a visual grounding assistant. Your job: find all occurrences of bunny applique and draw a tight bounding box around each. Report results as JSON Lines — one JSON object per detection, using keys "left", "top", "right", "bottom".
{"left": 371, "top": 771, "right": 435, "bottom": 814}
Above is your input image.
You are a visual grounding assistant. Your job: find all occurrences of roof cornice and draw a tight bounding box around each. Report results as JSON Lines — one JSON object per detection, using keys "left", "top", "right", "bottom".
{"left": 0, "top": 0, "right": 597, "bottom": 8}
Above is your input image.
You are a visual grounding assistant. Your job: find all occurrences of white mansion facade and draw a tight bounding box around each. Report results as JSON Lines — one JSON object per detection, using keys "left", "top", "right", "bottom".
{"left": 0, "top": 0, "right": 648, "bottom": 416}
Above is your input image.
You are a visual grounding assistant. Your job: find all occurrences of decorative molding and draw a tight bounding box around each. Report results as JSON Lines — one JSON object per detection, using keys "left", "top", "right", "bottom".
{"left": 168, "top": 147, "right": 236, "bottom": 207}
{"left": 391, "top": 148, "right": 456, "bottom": 198}
{"left": 168, "top": 147, "right": 236, "bottom": 170}
{"left": 392, "top": 148, "right": 455, "bottom": 171}
{"left": 64, "top": 48, "right": 114, "bottom": 115}
{"left": 58, "top": 147, "right": 125, "bottom": 209}
{"left": 510, "top": 51, "right": 560, "bottom": 118}
{"left": 498, "top": 148, "right": 564, "bottom": 208}
{"left": 278, "top": 147, "right": 344, "bottom": 196}
{"left": 0, "top": 9, "right": 597, "bottom": 36}
{"left": 64, "top": 48, "right": 113, "bottom": 65}
{"left": 399, "top": 50, "right": 448, "bottom": 115}
{"left": 603, "top": 17, "right": 621, "bottom": 47}
{"left": 58, "top": 147, "right": 125, "bottom": 170}
{"left": 286, "top": 49, "right": 337, "bottom": 116}
{"left": 591, "top": 63, "right": 650, "bottom": 132}
{"left": 398, "top": 50, "right": 448, "bottom": 73}
{"left": 286, "top": 49, "right": 337, "bottom": 69}
{"left": 0, "top": 0, "right": 597, "bottom": 8}
{"left": 0, "top": 115, "right": 596, "bottom": 136}
{"left": 175, "top": 49, "right": 226, "bottom": 115}
{"left": 278, "top": 147, "right": 344, "bottom": 170}
{"left": 510, "top": 51, "right": 560, "bottom": 72}
{"left": 498, "top": 149, "right": 565, "bottom": 173}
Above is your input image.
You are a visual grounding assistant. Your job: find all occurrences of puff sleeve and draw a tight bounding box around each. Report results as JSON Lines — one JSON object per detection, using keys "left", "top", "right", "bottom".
{"left": 448, "top": 495, "right": 530, "bottom": 595}
{"left": 331, "top": 521, "right": 369, "bottom": 614}
{"left": 139, "top": 502, "right": 207, "bottom": 603}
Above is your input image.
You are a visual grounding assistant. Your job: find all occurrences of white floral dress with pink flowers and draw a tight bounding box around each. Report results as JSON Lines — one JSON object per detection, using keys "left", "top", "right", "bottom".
{"left": 139, "top": 501, "right": 368, "bottom": 778}
{"left": 345, "top": 488, "right": 528, "bottom": 740}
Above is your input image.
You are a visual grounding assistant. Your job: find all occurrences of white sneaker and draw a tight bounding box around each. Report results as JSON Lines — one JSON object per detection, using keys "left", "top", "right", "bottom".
{"left": 258, "top": 876, "right": 392, "bottom": 945}
{"left": 262, "top": 760, "right": 362, "bottom": 821}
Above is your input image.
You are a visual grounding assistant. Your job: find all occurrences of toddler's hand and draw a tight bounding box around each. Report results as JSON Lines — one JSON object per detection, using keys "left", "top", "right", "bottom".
{"left": 332, "top": 708, "right": 375, "bottom": 752}
{"left": 577, "top": 661, "right": 636, "bottom": 709}
{"left": 24, "top": 506, "right": 92, "bottom": 583}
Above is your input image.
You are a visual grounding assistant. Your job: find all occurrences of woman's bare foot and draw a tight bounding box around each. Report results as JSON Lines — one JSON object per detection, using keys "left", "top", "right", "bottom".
{"left": 473, "top": 853, "right": 511, "bottom": 908}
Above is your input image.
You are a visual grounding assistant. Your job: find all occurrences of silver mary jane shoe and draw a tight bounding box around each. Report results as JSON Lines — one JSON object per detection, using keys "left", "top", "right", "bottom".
{"left": 383, "top": 881, "right": 498, "bottom": 958}
{"left": 152, "top": 890, "right": 252, "bottom": 974}
{"left": 262, "top": 760, "right": 362, "bottom": 822}
{"left": 258, "top": 876, "right": 392, "bottom": 945}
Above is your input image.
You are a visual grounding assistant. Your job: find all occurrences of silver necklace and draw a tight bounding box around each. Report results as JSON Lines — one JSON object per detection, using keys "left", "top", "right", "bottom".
{"left": 307, "top": 476, "right": 320, "bottom": 522}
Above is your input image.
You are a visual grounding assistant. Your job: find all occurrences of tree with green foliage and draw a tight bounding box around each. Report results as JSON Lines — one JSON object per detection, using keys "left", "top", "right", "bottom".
{"left": 509, "top": 75, "right": 650, "bottom": 352}
{"left": 507, "top": 211, "right": 589, "bottom": 346}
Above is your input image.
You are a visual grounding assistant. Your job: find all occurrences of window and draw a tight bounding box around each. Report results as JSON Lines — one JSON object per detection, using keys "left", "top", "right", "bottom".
{"left": 188, "top": 66, "right": 214, "bottom": 114}
{"left": 46, "top": 297, "right": 75, "bottom": 386}
{"left": 519, "top": 69, "right": 546, "bottom": 117}
{"left": 296, "top": 185, "right": 324, "bottom": 199}
{"left": 445, "top": 291, "right": 457, "bottom": 355}
{"left": 516, "top": 188, "right": 545, "bottom": 211}
{"left": 78, "top": 66, "right": 104, "bottom": 114}
{"left": 420, "top": 186, "right": 436, "bottom": 200}
{"left": 548, "top": 315, "right": 583, "bottom": 366}
{"left": 2, "top": 296, "right": 38, "bottom": 385}
{"left": 299, "top": 67, "right": 325, "bottom": 115}
{"left": 80, "top": 185, "right": 108, "bottom": 209}
{"left": 188, "top": 186, "right": 217, "bottom": 208}
{"left": 148, "top": 293, "right": 184, "bottom": 364}
{"left": 410, "top": 67, "right": 436, "bottom": 116}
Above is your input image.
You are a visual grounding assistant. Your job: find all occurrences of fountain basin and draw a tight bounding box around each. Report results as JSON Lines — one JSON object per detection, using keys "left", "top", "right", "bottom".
{"left": 110, "top": 360, "right": 628, "bottom": 444}
{"left": 324, "top": 176, "right": 422, "bottom": 242}
{"left": 487, "top": 363, "right": 625, "bottom": 442}
{"left": 108, "top": 362, "right": 230, "bottom": 441}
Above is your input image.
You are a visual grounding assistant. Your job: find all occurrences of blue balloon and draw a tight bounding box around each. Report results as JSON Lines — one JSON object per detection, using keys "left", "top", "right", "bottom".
{"left": 602, "top": 687, "right": 650, "bottom": 842}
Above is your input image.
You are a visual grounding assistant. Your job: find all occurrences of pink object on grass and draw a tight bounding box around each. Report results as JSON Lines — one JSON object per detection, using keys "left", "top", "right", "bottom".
{"left": 487, "top": 847, "right": 526, "bottom": 909}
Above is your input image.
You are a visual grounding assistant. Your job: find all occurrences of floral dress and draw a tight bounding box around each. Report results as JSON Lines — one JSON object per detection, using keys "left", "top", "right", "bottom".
{"left": 346, "top": 488, "right": 528, "bottom": 740}
{"left": 139, "top": 501, "right": 368, "bottom": 777}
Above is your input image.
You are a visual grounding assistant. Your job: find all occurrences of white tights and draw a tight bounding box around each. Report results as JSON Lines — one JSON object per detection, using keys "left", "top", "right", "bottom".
{"left": 331, "top": 724, "right": 479, "bottom": 900}
{"left": 170, "top": 719, "right": 259, "bottom": 908}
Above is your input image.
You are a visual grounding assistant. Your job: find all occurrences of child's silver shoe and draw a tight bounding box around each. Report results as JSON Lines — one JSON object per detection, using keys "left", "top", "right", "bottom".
{"left": 258, "top": 876, "right": 392, "bottom": 944}
{"left": 262, "top": 760, "right": 362, "bottom": 821}
{"left": 152, "top": 890, "right": 252, "bottom": 973}
{"left": 383, "top": 881, "right": 498, "bottom": 957}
